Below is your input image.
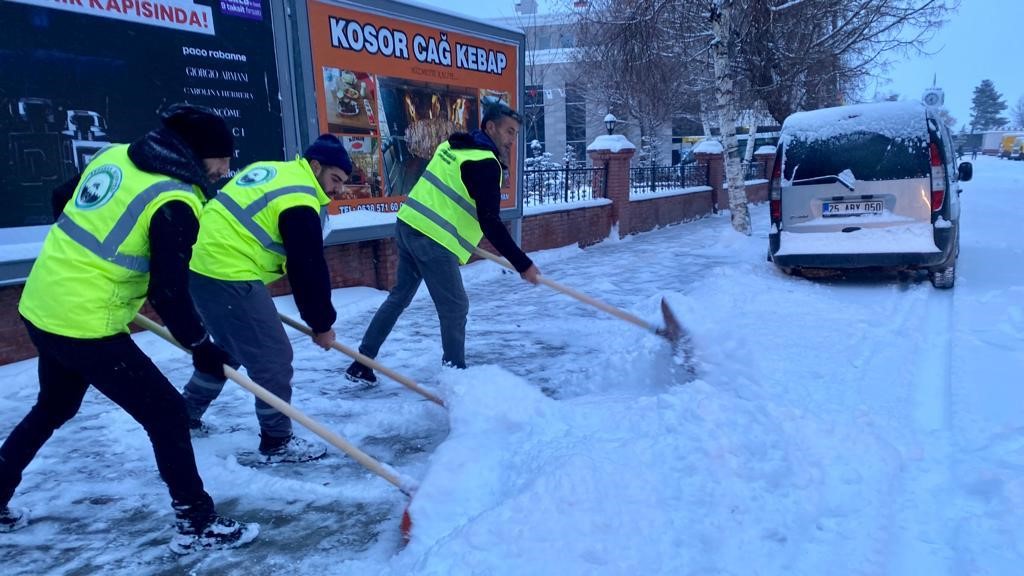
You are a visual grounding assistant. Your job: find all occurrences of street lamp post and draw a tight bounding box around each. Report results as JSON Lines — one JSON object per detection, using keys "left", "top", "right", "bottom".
{"left": 604, "top": 113, "right": 617, "bottom": 135}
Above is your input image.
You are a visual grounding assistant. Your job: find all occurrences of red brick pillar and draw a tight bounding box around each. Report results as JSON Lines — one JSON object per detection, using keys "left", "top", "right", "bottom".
{"left": 0, "top": 284, "right": 33, "bottom": 365}
{"left": 754, "top": 149, "right": 776, "bottom": 181}
{"left": 588, "top": 139, "right": 636, "bottom": 238}
{"left": 695, "top": 150, "right": 725, "bottom": 213}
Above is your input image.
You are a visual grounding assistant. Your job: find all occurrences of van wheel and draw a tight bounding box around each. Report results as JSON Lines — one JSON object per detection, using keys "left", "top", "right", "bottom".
{"left": 929, "top": 265, "right": 955, "bottom": 289}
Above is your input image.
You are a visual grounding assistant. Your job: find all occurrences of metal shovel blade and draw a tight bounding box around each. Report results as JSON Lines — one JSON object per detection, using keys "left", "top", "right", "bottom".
{"left": 657, "top": 298, "right": 696, "bottom": 376}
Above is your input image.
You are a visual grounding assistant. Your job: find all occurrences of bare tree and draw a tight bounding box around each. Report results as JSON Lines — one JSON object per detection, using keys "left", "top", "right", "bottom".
{"left": 563, "top": 0, "right": 957, "bottom": 235}
{"left": 1012, "top": 95, "right": 1024, "bottom": 130}
{"left": 572, "top": 0, "right": 700, "bottom": 151}
{"left": 935, "top": 106, "right": 956, "bottom": 128}
{"left": 709, "top": 0, "right": 750, "bottom": 234}
{"left": 740, "top": 0, "right": 959, "bottom": 124}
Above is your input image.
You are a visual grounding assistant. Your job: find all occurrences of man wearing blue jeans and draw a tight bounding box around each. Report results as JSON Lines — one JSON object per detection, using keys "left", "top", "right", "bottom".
{"left": 346, "top": 103, "right": 540, "bottom": 383}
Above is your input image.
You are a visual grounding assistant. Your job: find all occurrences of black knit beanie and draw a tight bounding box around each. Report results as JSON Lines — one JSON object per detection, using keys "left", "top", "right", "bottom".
{"left": 303, "top": 134, "right": 353, "bottom": 175}
{"left": 160, "top": 104, "right": 234, "bottom": 159}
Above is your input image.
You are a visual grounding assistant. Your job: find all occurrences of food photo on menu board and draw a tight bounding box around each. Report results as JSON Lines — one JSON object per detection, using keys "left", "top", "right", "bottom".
{"left": 336, "top": 136, "right": 383, "bottom": 201}
{"left": 375, "top": 77, "right": 479, "bottom": 199}
{"left": 323, "top": 67, "right": 378, "bottom": 135}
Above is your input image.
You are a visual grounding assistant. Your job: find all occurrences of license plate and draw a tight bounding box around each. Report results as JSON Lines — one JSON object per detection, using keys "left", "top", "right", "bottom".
{"left": 822, "top": 200, "right": 883, "bottom": 217}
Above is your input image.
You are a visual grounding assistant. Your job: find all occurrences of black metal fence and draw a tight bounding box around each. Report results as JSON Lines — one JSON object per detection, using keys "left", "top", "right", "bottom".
{"left": 523, "top": 165, "right": 608, "bottom": 207}
{"left": 521, "top": 158, "right": 769, "bottom": 207}
{"left": 629, "top": 163, "right": 711, "bottom": 195}
{"left": 741, "top": 159, "right": 771, "bottom": 181}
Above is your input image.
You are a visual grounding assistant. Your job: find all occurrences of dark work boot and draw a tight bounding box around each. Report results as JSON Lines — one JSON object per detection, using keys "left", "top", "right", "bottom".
{"left": 170, "top": 514, "right": 259, "bottom": 555}
{"left": 0, "top": 506, "right": 28, "bottom": 532}
{"left": 345, "top": 361, "right": 377, "bottom": 386}
{"left": 257, "top": 434, "right": 326, "bottom": 464}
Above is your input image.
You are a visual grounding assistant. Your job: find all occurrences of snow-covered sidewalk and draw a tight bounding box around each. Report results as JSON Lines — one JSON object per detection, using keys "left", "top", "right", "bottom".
{"left": 1, "top": 156, "right": 1022, "bottom": 575}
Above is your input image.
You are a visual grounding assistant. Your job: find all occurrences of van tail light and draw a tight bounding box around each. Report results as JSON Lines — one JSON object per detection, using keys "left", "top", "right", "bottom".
{"left": 769, "top": 158, "right": 782, "bottom": 222}
{"left": 930, "top": 142, "right": 945, "bottom": 212}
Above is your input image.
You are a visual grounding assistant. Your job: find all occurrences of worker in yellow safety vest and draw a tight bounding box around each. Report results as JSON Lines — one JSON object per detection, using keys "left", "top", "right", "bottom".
{"left": 0, "top": 105, "right": 258, "bottom": 554}
{"left": 182, "top": 134, "right": 351, "bottom": 464}
{"left": 345, "top": 102, "right": 541, "bottom": 385}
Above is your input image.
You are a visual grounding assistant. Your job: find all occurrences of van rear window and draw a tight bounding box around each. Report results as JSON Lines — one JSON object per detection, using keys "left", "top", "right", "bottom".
{"left": 783, "top": 132, "right": 929, "bottom": 183}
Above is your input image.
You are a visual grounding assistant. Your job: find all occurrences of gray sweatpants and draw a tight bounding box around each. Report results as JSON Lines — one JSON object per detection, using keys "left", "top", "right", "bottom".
{"left": 182, "top": 272, "right": 294, "bottom": 438}
{"left": 358, "top": 220, "right": 469, "bottom": 368}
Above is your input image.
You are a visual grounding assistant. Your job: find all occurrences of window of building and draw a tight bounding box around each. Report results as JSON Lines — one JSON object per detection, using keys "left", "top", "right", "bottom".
{"left": 565, "top": 83, "right": 586, "bottom": 163}
{"left": 672, "top": 115, "right": 703, "bottom": 165}
{"left": 525, "top": 85, "right": 546, "bottom": 154}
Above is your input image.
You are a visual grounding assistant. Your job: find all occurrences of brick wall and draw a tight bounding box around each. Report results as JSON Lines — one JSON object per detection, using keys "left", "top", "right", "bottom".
{"left": 696, "top": 150, "right": 775, "bottom": 210}
{"left": 269, "top": 238, "right": 398, "bottom": 296}
{"left": 745, "top": 180, "right": 769, "bottom": 203}
{"left": 521, "top": 204, "right": 612, "bottom": 251}
{"left": 627, "top": 192, "right": 715, "bottom": 235}
{"left": 0, "top": 285, "right": 30, "bottom": 365}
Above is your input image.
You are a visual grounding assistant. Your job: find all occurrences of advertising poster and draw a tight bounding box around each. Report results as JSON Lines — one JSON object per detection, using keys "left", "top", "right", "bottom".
{"left": 0, "top": 0, "right": 283, "bottom": 229}
{"left": 306, "top": 0, "right": 519, "bottom": 215}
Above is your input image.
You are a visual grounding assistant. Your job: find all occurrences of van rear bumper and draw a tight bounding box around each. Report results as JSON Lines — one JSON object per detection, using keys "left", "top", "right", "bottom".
{"left": 769, "top": 227, "right": 956, "bottom": 269}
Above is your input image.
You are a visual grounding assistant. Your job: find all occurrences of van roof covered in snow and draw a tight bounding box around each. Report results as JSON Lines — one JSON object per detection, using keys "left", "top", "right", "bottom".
{"left": 781, "top": 101, "right": 929, "bottom": 145}
{"left": 779, "top": 101, "right": 933, "bottom": 183}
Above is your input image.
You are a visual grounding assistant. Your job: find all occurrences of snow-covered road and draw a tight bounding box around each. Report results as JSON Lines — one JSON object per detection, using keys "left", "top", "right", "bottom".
{"left": 1, "top": 156, "right": 1021, "bottom": 575}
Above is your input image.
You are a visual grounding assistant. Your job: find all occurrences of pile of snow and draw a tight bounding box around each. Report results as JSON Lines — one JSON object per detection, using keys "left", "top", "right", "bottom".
{"left": 586, "top": 134, "right": 636, "bottom": 153}
{"left": 693, "top": 140, "right": 723, "bottom": 154}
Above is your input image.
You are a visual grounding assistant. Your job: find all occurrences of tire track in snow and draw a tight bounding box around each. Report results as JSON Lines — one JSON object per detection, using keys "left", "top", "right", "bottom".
{"left": 887, "top": 285, "right": 956, "bottom": 575}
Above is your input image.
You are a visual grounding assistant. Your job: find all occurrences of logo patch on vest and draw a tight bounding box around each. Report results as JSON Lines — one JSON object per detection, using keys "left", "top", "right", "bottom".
{"left": 236, "top": 166, "right": 277, "bottom": 187}
{"left": 75, "top": 165, "right": 122, "bottom": 210}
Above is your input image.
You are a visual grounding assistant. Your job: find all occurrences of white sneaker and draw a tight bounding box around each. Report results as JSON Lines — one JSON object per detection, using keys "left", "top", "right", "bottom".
{"left": 169, "top": 515, "right": 259, "bottom": 555}
{"left": 0, "top": 507, "right": 28, "bottom": 533}
{"left": 258, "top": 435, "right": 327, "bottom": 464}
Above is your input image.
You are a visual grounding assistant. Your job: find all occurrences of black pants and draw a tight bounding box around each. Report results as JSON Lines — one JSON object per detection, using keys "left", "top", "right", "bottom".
{"left": 0, "top": 318, "right": 214, "bottom": 519}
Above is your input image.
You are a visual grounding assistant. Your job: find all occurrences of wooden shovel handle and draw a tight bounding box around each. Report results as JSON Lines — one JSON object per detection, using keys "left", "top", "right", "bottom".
{"left": 132, "top": 313, "right": 415, "bottom": 495}
{"left": 472, "top": 248, "right": 658, "bottom": 334}
{"left": 277, "top": 313, "right": 445, "bottom": 407}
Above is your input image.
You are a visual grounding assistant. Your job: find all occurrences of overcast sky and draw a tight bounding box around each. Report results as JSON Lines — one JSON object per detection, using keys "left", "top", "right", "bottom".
{"left": 412, "top": 0, "right": 1024, "bottom": 130}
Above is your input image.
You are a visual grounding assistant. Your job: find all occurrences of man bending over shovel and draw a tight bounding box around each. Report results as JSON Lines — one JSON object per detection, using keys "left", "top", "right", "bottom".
{"left": 182, "top": 135, "right": 350, "bottom": 464}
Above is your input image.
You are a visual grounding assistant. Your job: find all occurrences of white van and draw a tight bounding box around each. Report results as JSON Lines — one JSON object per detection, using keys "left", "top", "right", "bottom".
{"left": 767, "top": 101, "right": 972, "bottom": 288}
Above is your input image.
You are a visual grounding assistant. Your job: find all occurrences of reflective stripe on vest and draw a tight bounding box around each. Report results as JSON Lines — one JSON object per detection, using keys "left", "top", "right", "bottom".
{"left": 402, "top": 196, "right": 478, "bottom": 256}
{"left": 190, "top": 159, "right": 330, "bottom": 284}
{"left": 55, "top": 179, "right": 193, "bottom": 272}
{"left": 19, "top": 144, "right": 204, "bottom": 339}
{"left": 212, "top": 185, "right": 319, "bottom": 255}
{"left": 398, "top": 141, "right": 497, "bottom": 263}
{"left": 420, "top": 170, "right": 478, "bottom": 218}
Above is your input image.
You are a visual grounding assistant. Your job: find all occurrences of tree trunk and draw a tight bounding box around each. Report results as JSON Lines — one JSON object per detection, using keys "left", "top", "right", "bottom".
{"left": 742, "top": 112, "right": 758, "bottom": 163}
{"left": 711, "top": 0, "right": 750, "bottom": 235}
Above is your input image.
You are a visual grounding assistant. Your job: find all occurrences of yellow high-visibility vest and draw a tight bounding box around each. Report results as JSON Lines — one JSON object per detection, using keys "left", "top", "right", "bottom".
{"left": 190, "top": 158, "right": 331, "bottom": 284}
{"left": 397, "top": 141, "right": 499, "bottom": 263}
{"left": 19, "top": 145, "right": 205, "bottom": 338}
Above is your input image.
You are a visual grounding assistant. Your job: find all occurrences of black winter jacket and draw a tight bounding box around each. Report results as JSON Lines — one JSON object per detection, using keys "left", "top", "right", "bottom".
{"left": 448, "top": 130, "right": 533, "bottom": 273}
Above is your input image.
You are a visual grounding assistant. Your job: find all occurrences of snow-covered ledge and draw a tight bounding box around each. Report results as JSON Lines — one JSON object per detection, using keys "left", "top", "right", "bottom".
{"left": 586, "top": 134, "right": 636, "bottom": 153}
{"left": 693, "top": 139, "right": 723, "bottom": 154}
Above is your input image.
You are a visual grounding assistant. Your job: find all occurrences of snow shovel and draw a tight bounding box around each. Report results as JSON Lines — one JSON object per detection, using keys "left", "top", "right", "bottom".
{"left": 473, "top": 247, "right": 694, "bottom": 365}
{"left": 132, "top": 313, "right": 419, "bottom": 541}
{"left": 277, "top": 312, "right": 445, "bottom": 407}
